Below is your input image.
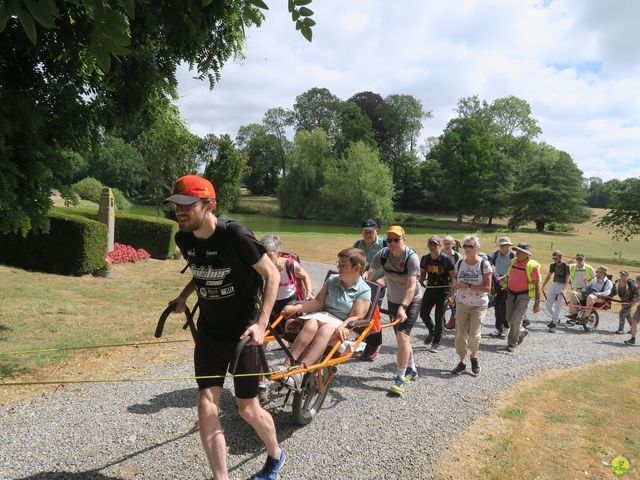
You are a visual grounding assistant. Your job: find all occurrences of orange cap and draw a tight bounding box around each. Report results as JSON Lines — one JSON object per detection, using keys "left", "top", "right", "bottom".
{"left": 163, "top": 175, "right": 216, "bottom": 205}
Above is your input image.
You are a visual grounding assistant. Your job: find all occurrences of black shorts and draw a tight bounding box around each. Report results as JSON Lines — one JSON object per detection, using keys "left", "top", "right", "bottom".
{"left": 389, "top": 298, "right": 421, "bottom": 335}
{"left": 194, "top": 330, "right": 260, "bottom": 399}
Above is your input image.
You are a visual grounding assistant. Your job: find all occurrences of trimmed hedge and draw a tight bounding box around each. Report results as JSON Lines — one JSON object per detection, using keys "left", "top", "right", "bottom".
{"left": 113, "top": 213, "right": 178, "bottom": 259}
{"left": 0, "top": 211, "right": 107, "bottom": 275}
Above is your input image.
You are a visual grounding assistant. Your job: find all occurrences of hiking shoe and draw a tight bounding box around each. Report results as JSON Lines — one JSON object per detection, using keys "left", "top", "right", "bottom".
{"left": 445, "top": 317, "right": 456, "bottom": 330}
{"left": 252, "top": 449, "right": 286, "bottom": 480}
{"left": 389, "top": 375, "right": 406, "bottom": 395}
{"left": 566, "top": 320, "right": 575, "bottom": 326}
{"left": 451, "top": 362, "right": 466, "bottom": 375}
{"left": 489, "top": 330, "right": 502, "bottom": 338}
{"left": 281, "top": 372, "right": 303, "bottom": 390}
{"left": 505, "top": 345, "right": 515, "bottom": 352}
{"left": 404, "top": 367, "right": 418, "bottom": 383}
{"left": 424, "top": 333, "right": 434, "bottom": 345}
{"left": 518, "top": 328, "right": 529, "bottom": 345}
{"left": 471, "top": 358, "right": 480, "bottom": 376}
{"left": 547, "top": 321, "right": 556, "bottom": 329}
{"left": 429, "top": 343, "right": 440, "bottom": 353}
{"left": 565, "top": 313, "right": 578, "bottom": 320}
{"left": 497, "top": 331, "right": 508, "bottom": 339}
{"left": 548, "top": 326, "right": 557, "bottom": 333}
{"left": 624, "top": 338, "right": 636, "bottom": 346}
{"left": 615, "top": 330, "right": 624, "bottom": 335}
{"left": 360, "top": 344, "right": 379, "bottom": 362}
{"left": 522, "top": 318, "right": 531, "bottom": 328}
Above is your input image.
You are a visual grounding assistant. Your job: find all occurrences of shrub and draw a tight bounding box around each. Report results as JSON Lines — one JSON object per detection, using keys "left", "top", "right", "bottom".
{"left": 0, "top": 211, "right": 106, "bottom": 275}
{"left": 113, "top": 214, "right": 178, "bottom": 259}
{"left": 71, "top": 177, "right": 104, "bottom": 203}
{"left": 547, "top": 222, "right": 572, "bottom": 232}
{"left": 112, "top": 188, "right": 132, "bottom": 210}
{"left": 76, "top": 211, "right": 178, "bottom": 259}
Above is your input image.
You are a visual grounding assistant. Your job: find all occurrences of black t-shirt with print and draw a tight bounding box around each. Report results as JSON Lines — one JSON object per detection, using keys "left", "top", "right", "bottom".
{"left": 420, "top": 252, "right": 455, "bottom": 287}
{"left": 176, "top": 219, "right": 266, "bottom": 341}
{"left": 549, "top": 261, "right": 570, "bottom": 284}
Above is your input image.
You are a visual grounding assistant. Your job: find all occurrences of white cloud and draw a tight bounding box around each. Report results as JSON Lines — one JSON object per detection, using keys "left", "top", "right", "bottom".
{"left": 176, "top": 0, "right": 640, "bottom": 180}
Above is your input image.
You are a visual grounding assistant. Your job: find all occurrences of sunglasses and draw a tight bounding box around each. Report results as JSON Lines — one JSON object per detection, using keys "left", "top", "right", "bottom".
{"left": 175, "top": 202, "right": 208, "bottom": 212}
{"left": 462, "top": 244, "right": 475, "bottom": 249}
{"left": 386, "top": 237, "right": 402, "bottom": 243}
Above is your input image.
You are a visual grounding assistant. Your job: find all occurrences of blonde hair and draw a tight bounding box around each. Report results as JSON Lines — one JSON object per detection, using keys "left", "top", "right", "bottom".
{"left": 462, "top": 235, "right": 480, "bottom": 249}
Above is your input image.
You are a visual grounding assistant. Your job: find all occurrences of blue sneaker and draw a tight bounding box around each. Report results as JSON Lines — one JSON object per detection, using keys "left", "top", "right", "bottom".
{"left": 404, "top": 368, "right": 418, "bottom": 382}
{"left": 252, "top": 449, "right": 286, "bottom": 480}
{"left": 389, "top": 375, "right": 406, "bottom": 395}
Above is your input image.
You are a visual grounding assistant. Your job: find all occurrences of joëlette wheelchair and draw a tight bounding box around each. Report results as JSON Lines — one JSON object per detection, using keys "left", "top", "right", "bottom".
{"left": 156, "top": 272, "right": 399, "bottom": 425}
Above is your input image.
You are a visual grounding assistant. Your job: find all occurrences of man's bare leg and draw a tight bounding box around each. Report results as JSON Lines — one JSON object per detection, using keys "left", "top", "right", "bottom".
{"left": 236, "top": 397, "right": 281, "bottom": 458}
{"left": 198, "top": 386, "right": 228, "bottom": 480}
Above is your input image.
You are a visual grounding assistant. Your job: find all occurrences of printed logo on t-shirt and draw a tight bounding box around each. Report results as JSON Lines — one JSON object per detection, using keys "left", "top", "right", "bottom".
{"left": 205, "top": 250, "right": 218, "bottom": 256}
{"left": 191, "top": 265, "right": 231, "bottom": 281}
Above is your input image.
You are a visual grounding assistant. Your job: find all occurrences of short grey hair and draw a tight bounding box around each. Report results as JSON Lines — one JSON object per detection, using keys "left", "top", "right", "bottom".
{"left": 260, "top": 234, "right": 281, "bottom": 253}
{"left": 462, "top": 234, "right": 480, "bottom": 249}
{"left": 443, "top": 235, "right": 455, "bottom": 244}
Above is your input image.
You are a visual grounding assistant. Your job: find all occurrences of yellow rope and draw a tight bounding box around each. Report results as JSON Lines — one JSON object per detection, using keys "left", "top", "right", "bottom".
{"left": 0, "top": 339, "right": 192, "bottom": 356}
{"left": 0, "top": 369, "right": 291, "bottom": 387}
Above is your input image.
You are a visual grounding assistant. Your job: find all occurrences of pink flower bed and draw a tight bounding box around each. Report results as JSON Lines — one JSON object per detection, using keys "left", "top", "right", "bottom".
{"left": 105, "top": 243, "right": 151, "bottom": 265}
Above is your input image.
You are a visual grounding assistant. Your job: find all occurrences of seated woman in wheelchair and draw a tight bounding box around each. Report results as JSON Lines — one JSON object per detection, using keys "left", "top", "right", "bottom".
{"left": 280, "top": 248, "right": 371, "bottom": 388}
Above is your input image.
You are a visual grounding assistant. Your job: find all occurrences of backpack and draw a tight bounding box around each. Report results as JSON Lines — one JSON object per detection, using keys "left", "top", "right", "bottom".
{"left": 489, "top": 250, "right": 515, "bottom": 294}
{"left": 278, "top": 251, "right": 305, "bottom": 301}
{"left": 380, "top": 247, "right": 416, "bottom": 275}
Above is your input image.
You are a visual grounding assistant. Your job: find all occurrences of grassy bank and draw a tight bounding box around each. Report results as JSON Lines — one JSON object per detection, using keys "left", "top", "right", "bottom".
{"left": 437, "top": 358, "right": 640, "bottom": 479}
{"left": 0, "top": 260, "right": 193, "bottom": 381}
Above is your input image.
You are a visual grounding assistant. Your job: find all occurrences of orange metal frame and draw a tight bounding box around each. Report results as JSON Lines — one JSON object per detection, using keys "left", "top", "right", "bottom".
{"left": 264, "top": 313, "right": 401, "bottom": 383}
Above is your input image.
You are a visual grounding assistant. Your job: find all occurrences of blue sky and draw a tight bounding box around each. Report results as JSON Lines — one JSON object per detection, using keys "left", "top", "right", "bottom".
{"left": 176, "top": 0, "right": 640, "bottom": 180}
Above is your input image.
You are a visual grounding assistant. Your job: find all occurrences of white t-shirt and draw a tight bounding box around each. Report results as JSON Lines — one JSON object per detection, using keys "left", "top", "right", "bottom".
{"left": 456, "top": 258, "right": 493, "bottom": 307}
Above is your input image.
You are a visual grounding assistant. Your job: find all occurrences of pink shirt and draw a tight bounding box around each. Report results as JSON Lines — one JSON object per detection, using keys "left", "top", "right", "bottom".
{"left": 507, "top": 260, "right": 540, "bottom": 292}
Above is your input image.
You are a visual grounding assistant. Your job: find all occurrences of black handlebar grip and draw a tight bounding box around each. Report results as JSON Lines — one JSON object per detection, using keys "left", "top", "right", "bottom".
{"left": 155, "top": 303, "right": 193, "bottom": 339}
{"left": 229, "top": 336, "right": 252, "bottom": 375}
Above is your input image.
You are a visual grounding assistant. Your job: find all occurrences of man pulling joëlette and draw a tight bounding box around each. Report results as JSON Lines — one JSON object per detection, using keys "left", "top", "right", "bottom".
{"left": 165, "top": 175, "right": 285, "bottom": 480}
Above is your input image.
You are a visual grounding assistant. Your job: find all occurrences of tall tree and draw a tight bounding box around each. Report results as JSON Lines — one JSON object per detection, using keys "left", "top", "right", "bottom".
{"left": 134, "top": 103, "right": 198, "bottom": 213}
{"left": 509, "top": 143, "right": 590, "bottom": 232}
{"left": 0, "top": 0, "right": 312, "bottom": 234}
{"left": 292, "top": 87, "right": 341, "bottom": 139}
{"left": 87, "top": 135, "right": 148, "bottom": 197}
{"left": 320, "top": 142, "right": 394, "bottom": 224}
{"left": 597, "top": 178, "right": 640, "bottom": 241}
{"left": 236, "top": 124, "right": 282, "bottom": 195}
{"left": 204, "top": 135, "right": 244, "bottom": 214}
{"left": 262, "top": 107, "right": 294, "bottom": 175}
{"left": 333, "top": 101, "right": 376, "bottom": 156}
{"left": 428, "top": 117, "right": 494, "bottom": 223}
{"left": 349, "top": 91, "right": 387, "bottom": 151}
{"left": 377, "top": 94, "right": 431, "bottom": 187}
{"left": 278, "top": 129, "right": 332, "bottom": 219}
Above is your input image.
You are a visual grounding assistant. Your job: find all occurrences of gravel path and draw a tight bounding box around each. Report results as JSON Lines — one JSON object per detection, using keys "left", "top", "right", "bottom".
{"left": 2, "top": 261, "right": 639, "bottom": 480}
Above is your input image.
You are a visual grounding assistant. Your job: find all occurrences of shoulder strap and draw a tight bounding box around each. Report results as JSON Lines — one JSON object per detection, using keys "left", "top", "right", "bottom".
{"left": 380, "top": 247, "right": 390, "bottom": 267}
{"left": 490, "top": 250, "right": 499, "bottom": 265}
{"left": 456, "top": 258, "right": 463, "bottom": 271}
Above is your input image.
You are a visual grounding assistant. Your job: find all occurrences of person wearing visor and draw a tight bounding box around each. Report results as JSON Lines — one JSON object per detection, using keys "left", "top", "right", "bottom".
{"left": 164, "top": 175, "right": 285, "bottom": 480}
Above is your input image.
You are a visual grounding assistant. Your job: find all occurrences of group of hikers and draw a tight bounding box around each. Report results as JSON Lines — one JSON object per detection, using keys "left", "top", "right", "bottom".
{"left": 163, "top": 174, "right": 638, "bottom": 480}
